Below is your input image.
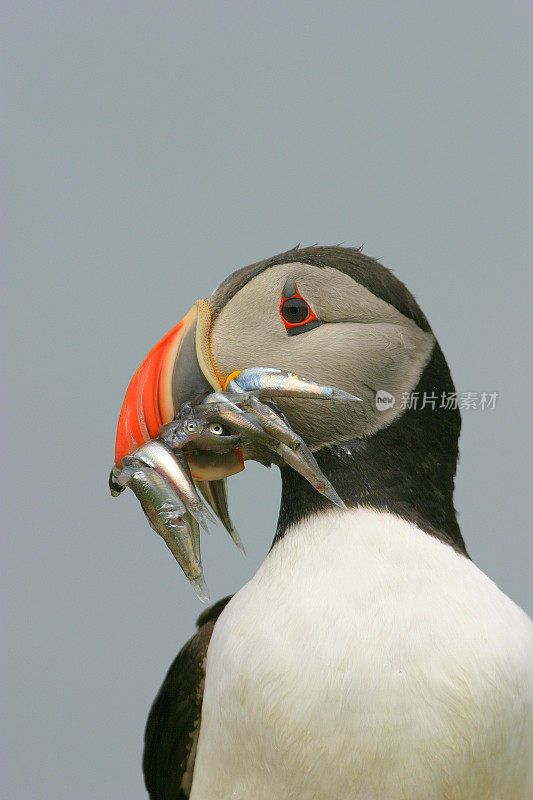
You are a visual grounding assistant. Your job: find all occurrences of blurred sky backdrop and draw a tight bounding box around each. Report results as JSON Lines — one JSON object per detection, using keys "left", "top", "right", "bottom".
{"left": 2, "top": 2, "right": 532, "bottom": 798}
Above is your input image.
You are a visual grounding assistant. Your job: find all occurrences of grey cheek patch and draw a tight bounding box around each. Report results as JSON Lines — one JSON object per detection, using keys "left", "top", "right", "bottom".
{"left": 211, "top": 262, "right": 436, "bottom": 447}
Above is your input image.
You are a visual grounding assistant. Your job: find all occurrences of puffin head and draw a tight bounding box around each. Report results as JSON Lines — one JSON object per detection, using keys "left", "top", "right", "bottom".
{"left": 115, "top": 246, "right": 464, "bottom": 553}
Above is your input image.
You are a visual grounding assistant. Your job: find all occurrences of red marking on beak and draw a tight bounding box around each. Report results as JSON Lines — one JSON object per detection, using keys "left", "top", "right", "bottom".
{"left": 113, "top": 300, "right": 245, "bottom": 481}
{"left": 114, "top": 316, "right": 189, "bottom": 467}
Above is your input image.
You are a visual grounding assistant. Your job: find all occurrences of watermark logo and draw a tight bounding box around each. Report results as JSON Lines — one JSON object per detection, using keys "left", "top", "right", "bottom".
{"left": 375, "top": 390, "right": 499, "bottom": 411}
{"left": 375, "top": 390, "right": 396, "bottom": 410}
{"left": 401, "top": 391, "right": 498, "bottom": 411}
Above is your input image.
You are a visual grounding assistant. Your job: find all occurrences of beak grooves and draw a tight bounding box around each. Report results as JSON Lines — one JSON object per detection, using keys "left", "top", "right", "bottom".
{"left": 114, "top": 300, "right": 225, "bottom": 468}
{"left": 115, "top": 309, "right": 194, "bottom": 466}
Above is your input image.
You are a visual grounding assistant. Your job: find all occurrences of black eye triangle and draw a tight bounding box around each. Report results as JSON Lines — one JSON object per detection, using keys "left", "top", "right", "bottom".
{"left": 283, "top": 278, "right": 297, "bottom": 299}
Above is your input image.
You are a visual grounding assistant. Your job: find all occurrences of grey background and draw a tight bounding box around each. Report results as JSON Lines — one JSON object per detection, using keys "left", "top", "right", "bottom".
{"left": 2, "top": 2, "right": 531, "bottom": 798}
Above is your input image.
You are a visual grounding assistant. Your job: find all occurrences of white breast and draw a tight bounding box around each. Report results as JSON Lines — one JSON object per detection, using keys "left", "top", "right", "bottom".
{"left": 190, "top": 508, "right": 533, "bottom": 800}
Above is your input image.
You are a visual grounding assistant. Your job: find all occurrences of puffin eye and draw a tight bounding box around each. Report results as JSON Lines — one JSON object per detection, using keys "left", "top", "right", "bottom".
{"left": 281, "top": 297, "right": 309, "bottom": 325}
{"left": 279, "top": 280, "right": 322, "bottom": 336}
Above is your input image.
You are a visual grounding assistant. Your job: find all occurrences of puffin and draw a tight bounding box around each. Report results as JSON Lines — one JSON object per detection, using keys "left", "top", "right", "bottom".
{"left": 116, "top": 246, "right": 532, "bottom": 799}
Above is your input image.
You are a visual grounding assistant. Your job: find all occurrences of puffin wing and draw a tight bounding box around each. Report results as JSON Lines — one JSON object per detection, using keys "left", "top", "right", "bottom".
{"left": 143, "top": 596, "right": 233, "bottom": 799}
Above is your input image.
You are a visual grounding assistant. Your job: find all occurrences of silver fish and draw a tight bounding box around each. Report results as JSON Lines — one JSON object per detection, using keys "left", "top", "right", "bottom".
{"left": 236, "top": 394, "right": 345, "bottom": 506}
{"left": 195, "top": 389, "right": 346, "bottom": 507}
{"left": 197, "top": 393, "right": 279, "bottom": 448}
{"left": 228, "top": 367, "right": 362, "bottom": 402}
{"left": 184, "top": 426, "right": 242, "bottom": 453}
{"left": 238, "top": 394, "right": 306, "bottom": 448}
{"left": 186, "top": 514, "right": 208, "bottom": 600}
{"left": 110, "top": 366, "right": 356, "bottom": 602}
{"left": 124, "top": 465, "right": 209, "bottom": 601}
{"left": 274, "top": 442, "right": 345, "bottom": 508}
{"left": 158, "top": 417, "right": 210, "bottom": 450}
{"left": 126, "top": 440, "right": 217, "bottom": 531}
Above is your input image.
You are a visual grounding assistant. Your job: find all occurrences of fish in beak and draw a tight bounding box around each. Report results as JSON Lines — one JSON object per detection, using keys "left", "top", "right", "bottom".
{"left": 111, "top": 299, "right": 245, "bottom": 599}
{"left": 110, "top": 298, "right": 362, "bottom": 599}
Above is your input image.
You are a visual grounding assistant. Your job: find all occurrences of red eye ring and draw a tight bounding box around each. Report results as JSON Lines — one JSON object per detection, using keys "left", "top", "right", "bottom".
{"left": 279, "top": 283, "right": 319, "bottom": 333}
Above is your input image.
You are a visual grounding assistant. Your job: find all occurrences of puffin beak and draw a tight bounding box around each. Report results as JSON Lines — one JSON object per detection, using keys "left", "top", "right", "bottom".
{"left": 114, "top": 299, "right": 244, "bottom": 480}
{"left": 112, "top": 300, "right": 359, "bottom": 596}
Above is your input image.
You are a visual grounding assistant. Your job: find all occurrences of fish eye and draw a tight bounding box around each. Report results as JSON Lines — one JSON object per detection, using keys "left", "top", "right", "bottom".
{"left": 186, "top": 421, "right": 198, "bottom": 433}
{"left": 209, "top": 423, "right": 224, "bottom": 436}
{"left": 281, "top": 297, "right": 309, "bottom": 325}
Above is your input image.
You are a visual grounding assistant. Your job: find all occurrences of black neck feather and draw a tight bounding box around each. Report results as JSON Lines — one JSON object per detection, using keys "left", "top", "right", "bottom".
{"left": 274, "top": 343, "right": 467, "bottom": 555}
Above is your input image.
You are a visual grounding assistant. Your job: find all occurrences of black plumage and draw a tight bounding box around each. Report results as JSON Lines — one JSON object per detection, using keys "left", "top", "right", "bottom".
{"left": 143, "top": 597, "right": 232, "bottom": 799}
